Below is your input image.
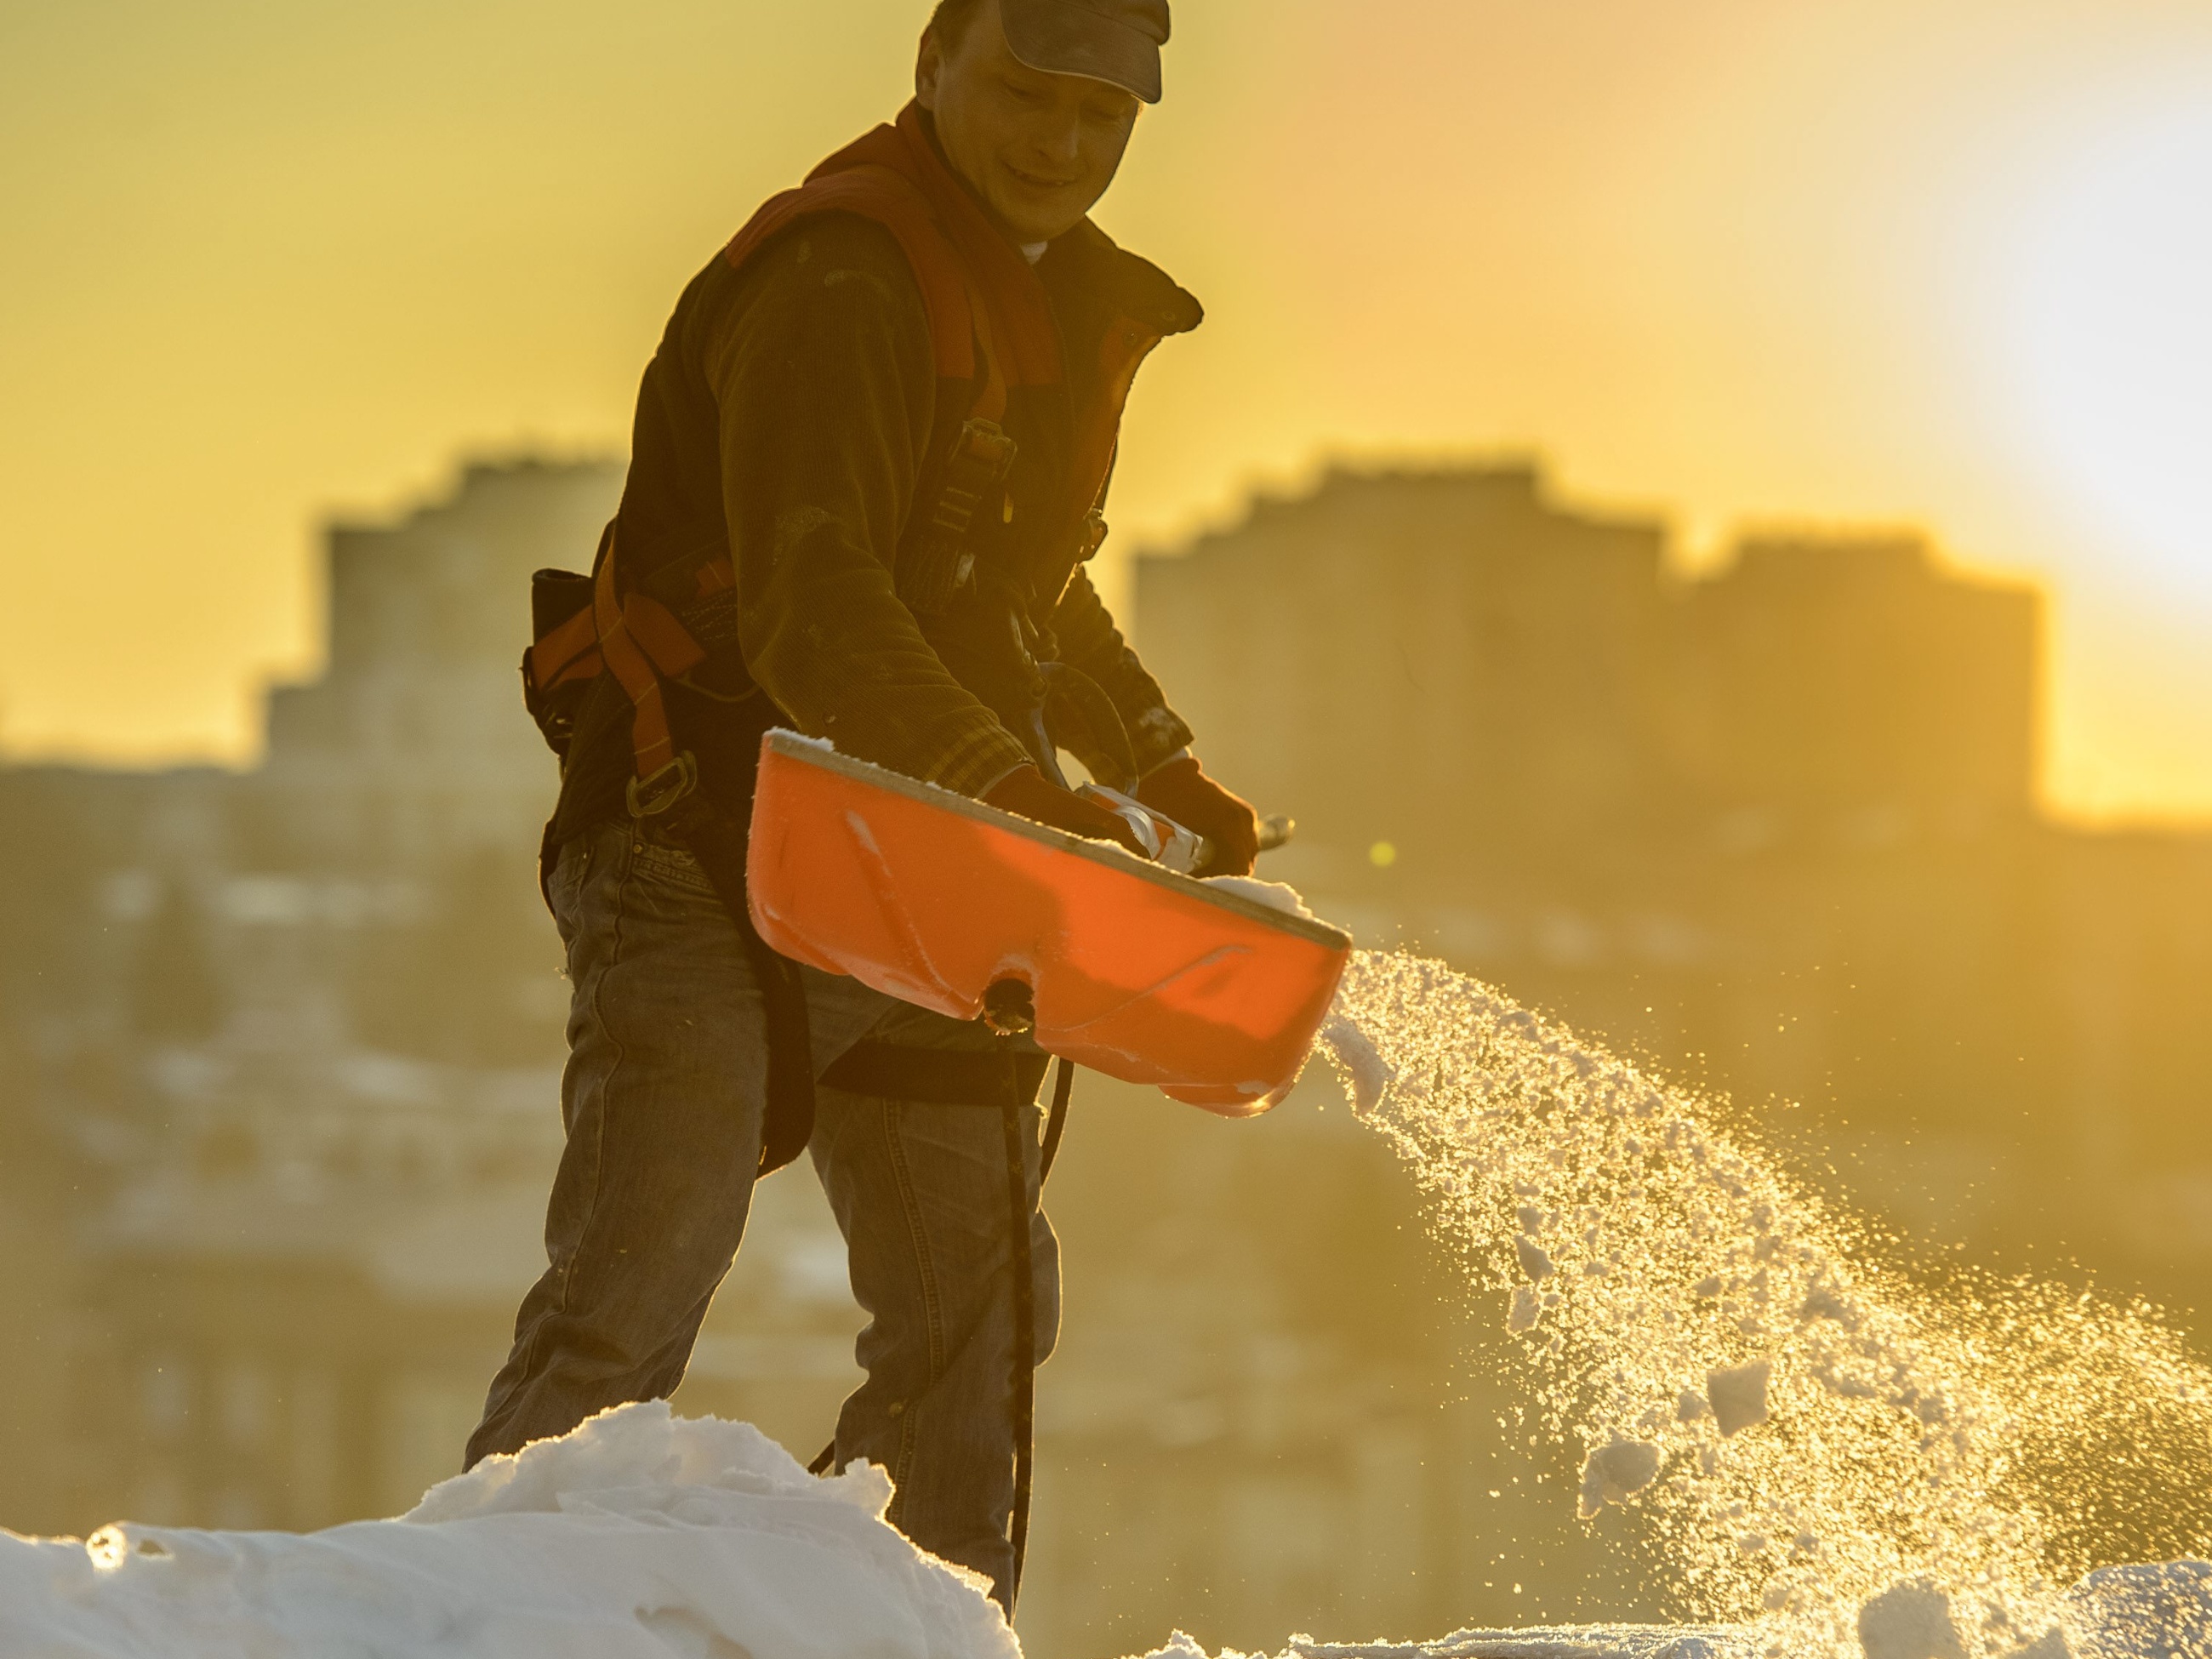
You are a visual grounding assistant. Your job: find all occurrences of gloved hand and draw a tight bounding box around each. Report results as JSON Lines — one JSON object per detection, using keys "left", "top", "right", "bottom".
{"left": 1137, "top": 755, "right": 1260, "bottom": 876}
{"left": 984, "top": 764, "right": 1151, "bottom": 859}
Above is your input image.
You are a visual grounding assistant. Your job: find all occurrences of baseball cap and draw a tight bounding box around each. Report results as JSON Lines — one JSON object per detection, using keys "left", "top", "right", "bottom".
{"left": 1000, "top": 0, "right": 1172, "bottom": 105}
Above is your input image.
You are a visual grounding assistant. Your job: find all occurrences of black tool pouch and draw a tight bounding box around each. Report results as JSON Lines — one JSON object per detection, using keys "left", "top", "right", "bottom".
{"left": 522, "top": 566, "right": 599, "bottom": 761}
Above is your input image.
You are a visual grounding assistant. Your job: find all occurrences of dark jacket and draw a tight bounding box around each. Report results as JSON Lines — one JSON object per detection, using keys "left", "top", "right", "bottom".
{"left": 550, "top": 120, "right": 1201, "bottom": 846}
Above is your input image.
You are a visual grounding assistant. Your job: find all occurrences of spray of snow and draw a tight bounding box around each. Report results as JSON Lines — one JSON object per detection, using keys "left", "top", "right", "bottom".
{"left": 1302, "top": 949, "right": 2212, "bottom": 1659}
{"left": 0, "top": 1401, "right": 1015, "bottom": 1659}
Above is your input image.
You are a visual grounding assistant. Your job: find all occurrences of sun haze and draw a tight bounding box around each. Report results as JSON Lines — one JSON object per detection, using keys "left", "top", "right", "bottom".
{"left": 2, "top": 0, "right": 2208, "bottom": 818}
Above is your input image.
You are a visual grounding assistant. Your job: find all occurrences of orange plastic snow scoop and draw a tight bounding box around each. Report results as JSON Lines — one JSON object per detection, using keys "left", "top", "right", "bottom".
{"left": 746, "top": 731, "right": 1352, "bottom": 1114}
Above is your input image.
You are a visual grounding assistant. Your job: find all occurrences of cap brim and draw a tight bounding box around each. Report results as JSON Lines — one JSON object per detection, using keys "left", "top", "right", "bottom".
{"left": 1001, "top": 2, "right": 1163, "bottom": 104}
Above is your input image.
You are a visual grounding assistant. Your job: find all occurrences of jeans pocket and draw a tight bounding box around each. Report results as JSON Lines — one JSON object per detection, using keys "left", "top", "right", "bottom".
{"left": 631, "top": 834, "right": 721, "bottom": 899}
{"left": 548, "top": 836, "right": 593, "bottom": 932}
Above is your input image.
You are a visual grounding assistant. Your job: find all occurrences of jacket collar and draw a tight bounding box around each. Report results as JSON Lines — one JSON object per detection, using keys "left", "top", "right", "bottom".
{"left": 1043, "top": 217, "right": 1202, "bottom": 340}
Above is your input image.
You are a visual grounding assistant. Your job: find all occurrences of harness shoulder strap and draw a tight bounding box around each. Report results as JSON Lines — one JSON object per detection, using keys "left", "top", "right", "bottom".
{"left": 722, "top": 163, "right": 989, "bottom": 390}
{"left": 721, "top": 163, "right": 1018, "bottom": 619}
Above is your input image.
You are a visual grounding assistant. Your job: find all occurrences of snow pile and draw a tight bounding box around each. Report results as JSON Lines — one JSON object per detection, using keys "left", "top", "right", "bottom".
{"left": 0, "top": 1401, "right": 1015, "bottom": 1659}
{"left": 1127, "top": 1631, "right": 1746, "bottom": 1658}
{"left": 1121, "top": 1559, "right": 2212, "bottom": 1658}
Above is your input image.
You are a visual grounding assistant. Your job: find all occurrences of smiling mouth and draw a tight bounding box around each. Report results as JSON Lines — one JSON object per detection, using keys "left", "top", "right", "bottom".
{"left": 1004, "top": 161, "right": 1075, "bottom": 191}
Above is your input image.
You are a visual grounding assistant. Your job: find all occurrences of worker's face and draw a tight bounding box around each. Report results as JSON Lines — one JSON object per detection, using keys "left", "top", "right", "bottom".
{"left": 916, "top": 0, "right": 1141, "bottom": 247}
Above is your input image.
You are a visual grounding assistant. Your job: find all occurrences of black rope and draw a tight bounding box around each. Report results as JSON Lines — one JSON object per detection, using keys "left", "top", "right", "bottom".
{"left": 1040, "top": 1055, "right": 1074, "bottom": 1183}
{"left": 807, "top": 1051, "right": 1079, "bottom": 1613}
{"left": 1001, "top": 1078, "right": 1036, "bottom": 1613}
{"left": 1002, "top": 1056, "right": 1076, "bottom": 1610}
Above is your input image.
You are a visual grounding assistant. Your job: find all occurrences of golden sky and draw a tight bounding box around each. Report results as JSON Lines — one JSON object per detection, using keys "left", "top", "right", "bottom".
{"left": 3, "top": 0, "right": 2209, "bottom": 818}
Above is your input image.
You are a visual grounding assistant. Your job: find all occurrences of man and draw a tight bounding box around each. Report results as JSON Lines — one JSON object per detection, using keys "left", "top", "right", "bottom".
{"left": 470, "top": 0, "right": 1257, "bottom": 1614}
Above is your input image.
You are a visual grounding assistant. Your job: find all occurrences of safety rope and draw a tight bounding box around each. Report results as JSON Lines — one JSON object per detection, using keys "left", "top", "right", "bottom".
{"left": 805, "top": 1052, "right": 1074, "bottom": 1618}
{"left": 1006, "top": 1054, "right": 1075, "bottom": 1606}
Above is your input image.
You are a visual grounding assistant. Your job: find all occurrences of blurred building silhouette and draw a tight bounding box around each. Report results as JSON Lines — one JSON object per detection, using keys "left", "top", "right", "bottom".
{"left": 0, "top": 460, "right": 619, "bottom": 1536}
{"left": 0, "top": 456, "right": 2206, "bottom": 1655}
{"left": 1138, "top": 467, "right": 2038, "bottom": 883}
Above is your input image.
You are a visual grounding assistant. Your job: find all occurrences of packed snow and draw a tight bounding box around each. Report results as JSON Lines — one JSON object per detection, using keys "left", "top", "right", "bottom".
{"left": 1202, "top": 873, "right": 1321, "bottom": 921}
{"left": 0, "top": 1401, "right": 1016, "bottom": 1659}
{"left": 0, "top": 1386, "right": 2203, "bottom": 1659}
{"left": 1126, "top": 1559, "right": 2212, "bottom": 1658}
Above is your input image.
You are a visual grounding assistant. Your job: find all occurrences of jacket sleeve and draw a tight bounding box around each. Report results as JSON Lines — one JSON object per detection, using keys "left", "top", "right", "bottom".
{"left": 701, "top": 216, "right": 1034, "bottom": 796}
{"left": 1048, "top": 566, "right": 1196, "bottom": 778}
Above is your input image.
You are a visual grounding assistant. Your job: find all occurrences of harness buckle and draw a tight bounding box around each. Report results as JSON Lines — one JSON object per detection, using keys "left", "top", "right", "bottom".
{"left": 955, "top": 417, "right": 1018, "bottom": 476}
{"left": 626, "top": 751, "right": 699, "bottom": 818}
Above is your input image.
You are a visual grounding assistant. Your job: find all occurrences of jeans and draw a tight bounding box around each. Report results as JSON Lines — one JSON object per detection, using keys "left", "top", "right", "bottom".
{"left": 466, "top": 818, "right": 1060, "bottom": 1607}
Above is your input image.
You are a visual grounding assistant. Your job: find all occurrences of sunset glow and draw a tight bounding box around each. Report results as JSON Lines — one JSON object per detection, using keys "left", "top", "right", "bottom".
{"left": 1, "top": 0, "right": 2208, "bottom": 815}
{"left": 2001, "top": 95, "right": 2212, "bottom": 609}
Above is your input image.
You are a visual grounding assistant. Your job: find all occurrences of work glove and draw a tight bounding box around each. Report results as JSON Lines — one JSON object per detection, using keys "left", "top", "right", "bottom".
{"left": 1137, "top": 755, "right": 1260, "bottom": 877}
{"left": 984, "top": 764, "right": 1151, "bottom": 859}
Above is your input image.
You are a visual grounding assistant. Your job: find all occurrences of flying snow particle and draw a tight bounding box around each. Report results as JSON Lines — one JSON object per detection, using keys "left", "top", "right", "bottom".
{"left": 1857, "top": 1578, "right": 1966, "bottom": 1659}
{"left": 1509, "top": 1285, "right": 1542, "bottom": 1334}
{"left": 1515, "top": 1235, "right": 1554, "bottom": 1281}
{"left": 1577, "top": 1433, "right": 1662, "bottom": 1519}
{"left": 1676, "top": 1389, "right": 1708, "bottom": 1422}
{"left": 1707, "top": 1360, "right": 1770, "bottom": 1437}
{"left": 1320, "top": 1014, "right": 1392, "bottom": 1115}
{"left": 1799, "top": 1284, "right": 1856, "bottom": 1326}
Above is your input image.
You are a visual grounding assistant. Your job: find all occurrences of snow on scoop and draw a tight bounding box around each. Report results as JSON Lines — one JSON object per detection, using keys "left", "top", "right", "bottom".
{"left": 746, "top": 731, "right": 1352, "bottom": 1112}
